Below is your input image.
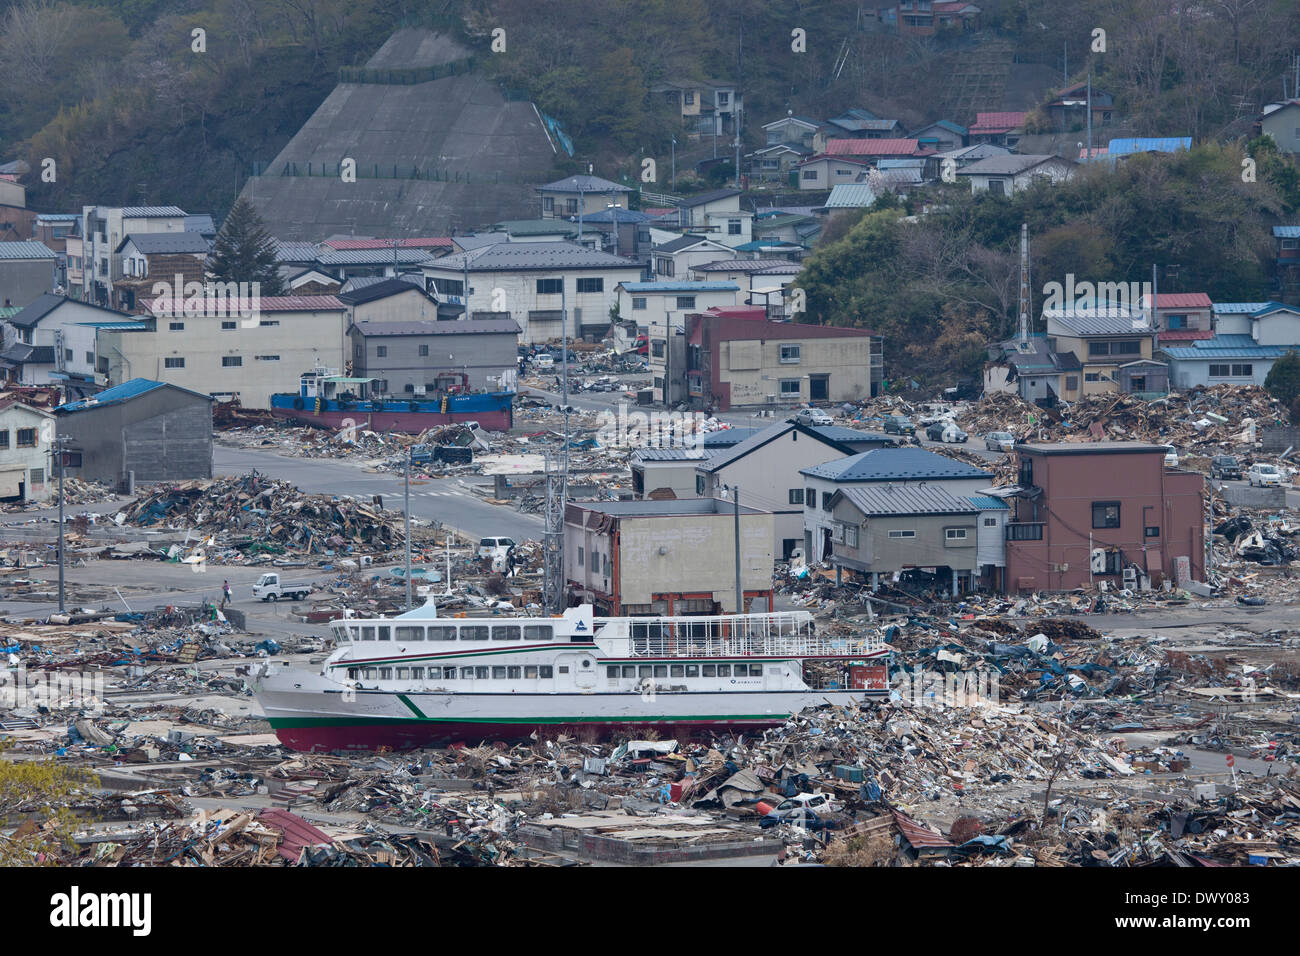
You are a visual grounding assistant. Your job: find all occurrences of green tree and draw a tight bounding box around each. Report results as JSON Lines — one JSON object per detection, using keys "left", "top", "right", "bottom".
{"left": 0, "top": 738, "right": 98, "bottom": 865}
{"left": 1264, "top": 350, "right": 1300, "bottom": 409}
{"left": 207, "top": 199, "right": 285, "bottom": 295}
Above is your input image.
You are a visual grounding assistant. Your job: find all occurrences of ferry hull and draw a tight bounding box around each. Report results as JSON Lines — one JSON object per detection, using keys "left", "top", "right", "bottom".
{"left": 268, "top": 406, "right": 512, "bottom": 433}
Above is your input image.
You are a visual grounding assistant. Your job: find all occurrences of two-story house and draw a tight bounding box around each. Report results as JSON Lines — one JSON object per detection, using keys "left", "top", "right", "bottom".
{"left": 113, "top": 232, "right": 211, "bottom": 311}
{"left": 536, "top": 174, "right": 634, "bottom": 221}
{"left": 651, "top": 79, "right": 743, "bottom": 136}
{"left": 1045, "top": 306, "right": 1166, "bottom": 396}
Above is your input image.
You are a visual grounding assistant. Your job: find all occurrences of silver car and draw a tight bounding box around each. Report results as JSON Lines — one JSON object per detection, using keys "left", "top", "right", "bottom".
{"left": 984, "top": 431, "right": 1015, "bottom": 452}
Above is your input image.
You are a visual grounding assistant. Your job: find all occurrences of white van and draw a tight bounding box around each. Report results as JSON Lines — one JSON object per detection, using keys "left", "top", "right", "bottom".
{"left": 477, "top": 537, "right": 516, "bottom": 560}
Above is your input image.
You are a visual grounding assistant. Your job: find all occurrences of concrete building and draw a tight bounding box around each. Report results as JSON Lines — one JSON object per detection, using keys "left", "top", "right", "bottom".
{"left": 800, "top": 447, "right": 998, "bottom": 590}
{"left": 684, "top": 309, "right": 882, "bottom": 410}
{"left": 1003, "top": 442, "right": 1205, "bottom": 593}
{"left": 564, "top": 498, "right": 773, "bottom": 615}
{"left": 0, "top": 398, "right": 54, "bottom": 503}
{"left": 0, "top": 241, "right": 58, "bottom": 311}
{"left": 4, "top": 294, "right": 133, "bottom": 386}
{"left": 54, "top": 379, "right": 213, "bottom": 485}
{"left": 98, "top": 295, "right": 347, "bottom": 408}
{"left": 957, "top": 154, "right": 1076, "bottom": 195}
{"left": 348, "top": 318, "right": 520, "bottom": 395}
{"left": 77, "top": 206, "right": 187, "bottom": 305}
{"left": 338, "top": 279, "right": 442, "bottom": 323}
{"left": 795, "top": 155, "right": 872, "bottom": 191}
{"left": 693, "top": 421, "right": 859, "bottom": 559}
{"left": 422, "top": 242, "right": 642, "bottom": 344}
{"left": 615, "top": 281, "right": 739, "bottom": 331}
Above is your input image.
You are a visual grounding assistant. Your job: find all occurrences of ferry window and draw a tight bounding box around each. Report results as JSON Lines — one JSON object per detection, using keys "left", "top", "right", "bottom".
{"left": 396, "top": 667, "right": 409, "bottom": 679}
{"left": 493, "top": 625, "right": 522, "bottom": 641}
{"left": 461, "top": 625, "right": 489, "bottom": 641}
{"left": 686, "top": 665, "right": 699, "bottom": 677}
{"left": 539, "top": 666, "right": 554, "bottom": 678}
{"left": 379, "top": 667, "right": 393, "bottom": 679}
{"left": 733, "top": 664, "right": 747, "bottom": 676}
{"left": 507, "top": 666, "right": 521, "bottom": 679}
{"left": 525, "top": 665, "right": 539, "bottom": 679}
{"left": 361, "top": 626, "right": 375, "bottom": 641}
{"left": 717, "top": 664, "right": 731, "bottom": 677}
{"left": 622, "top": 665, "right": 635, "bottom": 678}
{"left": 377, "top": 626, "right": 391, "bottom": 641}
{"left": 427, "top": 626, "right": 457, "bottom": 641}
{"left": 557, "top": 666, "right": 569, "bottom": 674}
{"left": 702, "top": 664, "right": 716, "bottom": 677}
{"left": 654, "top": 665, "right": 668, "bottom": 678}
{"left": 638, "top": 665, "right": 653, "bottom": 678}
{"left": 347, "top": 668, "right": 358, "bottom": 679}
{"left": 607, "top": 666, "right": 620, "bottom": 678}
{"left": 492, "top": 666, "right": 507, "bottom": 679}
{"left": 364, "top": 668, "right": 377, "bottom": 679}
{"left": 670, "top": 665, "right": 684, "bottom": 677}
{"left": 411, "top": 667, "right": 424, "bottom": 679}
{"left": 524, "top": 625, "right": 553, "bottom": 641}
{"left": 475, "top": 666, "right": 489, "bottom": 679}
{"left": 395, "top": 626, "right": 423, "bottom": 641}
{"left": 462, "top": 667, "right": 475, "bottom": 679}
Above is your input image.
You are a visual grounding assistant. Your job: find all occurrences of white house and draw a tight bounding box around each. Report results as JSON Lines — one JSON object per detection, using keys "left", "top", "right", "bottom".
{"left": 0, "top": 399, "right": 55, "bottom": 503}
{"left": 664, "top": 190, "right": 752, "bottom": 247}
{"left": 956, "top": 154, "right": 1077, "bottom": 195}
{"left": 614, "top": 281, "right": 739, "bottom": 330}
{"left": 422, "top": 242, "right": 643, "bottom": 344}
{"left": 795, "top": 155, "right": 872, "bottom": 191}
{"left": 4, "top": 294, "right": 133, "bottom": 384}
{"left": 77, "top": 205, "right": 187, "bottom": 305}
{"left": 652, "top": 236, "right": 736, "bottom": 279}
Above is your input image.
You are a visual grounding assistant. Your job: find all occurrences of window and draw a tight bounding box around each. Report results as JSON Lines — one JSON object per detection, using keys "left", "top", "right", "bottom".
{"left": 461, "top": 625, "right": 488, "bottom": 641}
{"left": 524, "top": 625, "right": 553, "bottom": 641}
{"left": 651, "top": 340, "right": 665, "bottom": 358}
{"left": 525, "top": 665, "right": 538, "bottom": 679}
{"left": 30, "top": 468, "right": 44, "bottom": 484}
{"left": 1007, "top": 523, "right": 1043, "bottom": 541}
{"left": 718, "top": 92, "right": 729, "bottom": 106}
{"left": 803, "top": 170, "right": 818, "bottom": 180}
{"left": 717, "top": 664, "right": 731, "bottom": 677}
{"left": 62, "top": 453, "right": 81, "bottom": 468}
{"left": 1065, "top": 376, "right": 1079, "bottom": 391}
{"left": 984, "top": 517, "right": 998, "bottom": 527}
{"left": 1089, "top": 340, "right": 1142, "bottom": 357}
{"left": 16, "top": 428, "right": 36, "bottom": 448}
{"left": 657, "top": 258, "right": 674, "bottom": 277}
{"left": 607, "top": 665, "right": 620, "bottom": 678}
{"left": 537, "top": 278, "right": 563, "bottom": 295}
{"left": 222, "top": 356, "right": 242, "bottom": 367}
{"left": 221, "top": 321, "right": 236, "bottom": 330}
{"left": 632, "top": 297, "right": 647, "bottom": 310}
{"left": 702, "top": 664, "right": 716, "bottom": 678}
{"left": 888, "top": 530, "right": 916, "bottom": 539}
{"left": 376, "top": 346, "right": 387, "bottom": 358}
{"left": 1145, "top": 526, "right": 1160, "bottom": 538}
{"left": 418, "top": 345, "right": 429, "bottom": 356}
{"left": 653, "top": 665, "right": 667, "bottom": 678}
{"left": 676, "top": 296, "right": 696, "bottom": 309}
{"left": 577, "top": 546, "right": 584, "bottom": 567}
{"left": 169, "top": 322, "right": 184, "bottom": 331}
{"left": 780, "top": 379, "right": 800, "bottom": 396}
{"left": 845, "top": 525, "right": 859, "bottom": 548}
{"left": 1092, "top": 501, "right": 1121, "bottom": 529}
{"left": 376, "top": 626, "right": 390, "bottom": 641}
{"left": 1283, "top": 238, "right": 1300, "bottom": 250}
{"left": 543, "top": 196, "right": 554, "bottom": 213}
{"left": 696, "top": 475, "right": 706, "bottom": 495}
{"left": 1084, "top": 372, "right": 1100, "bottom": 382}
{"left": 576, "top": 278, "right": 603, "bottom": 293}
{"left": 805, "top": 488, "right": 816, "bottom": 508}
{"left": 492, "top": 666, "right": 507, "bottom": 680}
{"left": 256, "top": 355, "right": 280, "bottom": 361}
{"left": 396, "top": 667, "right": 409, "bottom": 680}
{"left": 1233, "top": 364, "right": 1252, "bottom": 377}
{"left": 379, "top": 668, "right": 392, "bottom": 680}
{"left": 780, "top": 344, "right": 801, "bottom": 364}
{"left": 411, "top": 668, "right": 424, "bottom": 680}
{"left": 507, "top": 666, "right": 521, "bottom": 679}
{"left": 475, "top": 666, "right": 489, "bottom": 679}
{"left": 394, "top": 626, "right": 422, "bottom": 641}
{"left": 684, "top": 91, "right": 695, "bottom": 105}
{"left": 727, "top": 219, "right": 741, "bottom": 235}
{"left": 0, "top": 431, "right": 7, "bottom": 449}
{"left": 685, "top": 665, "right": 699, "bottom": 677}
{"left": 789, "top": 488, "right": 804, "bottom": 505}
{"left": 427, "top": 626, "right": 457, "bottom": 641}
{"left": 539, "top": 666, "right": 554, "bottom": 678}
{"left": 945, "top": 528, "right": 968, "bottom": 541}
{"left": 1103, "top": 551, "right": 1123, "bottom": 575}
{"left": 492, "top": 625, "right": 522, "bottom": 641}
{"left": 1167, "top": 314, "right": 1186, "bottom": 329}
{"left": 85, "top": 352, "right": 94, "bottom": 365}
{"left": 822, "top": 495, "right": 833, "bottom": 512}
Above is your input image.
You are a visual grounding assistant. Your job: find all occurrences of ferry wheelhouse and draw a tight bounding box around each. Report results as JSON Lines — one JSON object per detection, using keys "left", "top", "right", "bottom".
{"left": 256, "top": 603, "right": 889, "bottom": 752}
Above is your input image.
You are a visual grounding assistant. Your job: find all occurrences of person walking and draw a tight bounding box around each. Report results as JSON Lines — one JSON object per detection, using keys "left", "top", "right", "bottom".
{"left": 221, "top": 580, "right": 232, "bottom": 608}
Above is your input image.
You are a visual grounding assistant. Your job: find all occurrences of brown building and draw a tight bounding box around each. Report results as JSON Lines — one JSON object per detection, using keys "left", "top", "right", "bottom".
{"left": 1003, "top": 442, "right": 1205, "bottom": 593}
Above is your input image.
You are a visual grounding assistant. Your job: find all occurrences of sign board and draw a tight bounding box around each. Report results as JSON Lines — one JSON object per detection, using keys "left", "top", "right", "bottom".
{"left": 1225, "top": 754, "right": 1235, "bottom": 768}
{"left": 177, "top": 643, "right": 200, "bottom": 664}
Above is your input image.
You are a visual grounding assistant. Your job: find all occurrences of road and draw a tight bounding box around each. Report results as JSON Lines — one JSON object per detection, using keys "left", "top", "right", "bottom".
{"left": 213, "top": 445, "right": 543, "bottom": 543}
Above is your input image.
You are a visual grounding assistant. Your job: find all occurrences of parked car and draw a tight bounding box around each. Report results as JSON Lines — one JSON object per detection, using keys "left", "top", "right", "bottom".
{"left": 477, "top": 536, "right": 517, "bottom": 559}
{"left": 925, "top": 421, "right": 968, "bottom": 443}
{"left": 883, "top": 415, "right": 915, "bottom": 435}
{"left": 796, "top": 408, "right": 834, "bottom": 427}
{"left": 984, "top": 431, "right": 1015, "bottom": 452}
{"left": 1162, "top": 445, "right": 1179, "bottom": 468}
{"left": 761, "top": 792, "right": 838, "bottom": 828}
{"left": 251, "top": 573, "right": 312, "bottom": 602}
{"left": 1249, "top": 463, "right": 1285, "bottom": 487}
{"left": 1210, "top": 455, "right": 1243, "bottom": 480}
{"left": 534, "top": 353, "right": 554, "bottom": 369}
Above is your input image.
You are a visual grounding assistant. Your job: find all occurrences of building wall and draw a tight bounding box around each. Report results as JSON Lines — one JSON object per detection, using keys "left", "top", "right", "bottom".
{"left": 58, "top": 390, "right": 213, "bottom": 484}
{"left": 1167, "top": 357, "right": 1276, "bottom": 389}
{"left": 350, "top": 329, "right": 518, "bottom": 394}
{"left": 654, "top": 246, "right": 734, "bottom": 279}
{"left": 350, "top": 290, "right": 441, "bottom": 324}
{"left": 1252, "top": 312, "right": 1300, "bottom": 346}
{"left": 719, "top": 334, "right": 871, "bottom": 406}
{"left": 1004, "top": 449, "right": 1204, "bottom": 592}
{"left": 0, "top": 404, "right": 54, "bottom": 502}
{"left": 617, "top": 288, "right": 738, "bottom": 331}
{"left": 1262, "top": 105, "right": 1300, "bottom": 154}
{"left": 797, "top": 158, "right": 868, "bottom": 190}
{"left": 632, "top": 459, "right": 705, "bottom": 499}
{"left": 0, "top": 259, "right": 56, "bottom": 310}
{"left": 99, "top": 308, "right": 348, "bottom": 408}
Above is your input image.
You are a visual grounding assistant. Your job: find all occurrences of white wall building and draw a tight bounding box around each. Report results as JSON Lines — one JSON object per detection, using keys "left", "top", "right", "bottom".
{"left": 614, "top": 281, "right": 739, "bottom": 330}
{"left": 0, "top": 400, "right": 54, "bottom": 503}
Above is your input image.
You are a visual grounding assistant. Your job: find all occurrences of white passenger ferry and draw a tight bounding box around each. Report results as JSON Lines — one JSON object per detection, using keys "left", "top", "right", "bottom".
{"left": 255, "top": 602, "right": 889, "bottom": 752}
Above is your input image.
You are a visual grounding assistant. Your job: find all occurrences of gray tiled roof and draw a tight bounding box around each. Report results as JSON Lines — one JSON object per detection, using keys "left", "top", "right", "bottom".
{"left": 0, "top": 241, "right": 56, "bottom": 260}
{"left": 537, "top": 174, "right": 632, "bottom": 194}
{"left": 836, "top": 484, "right": 979, "bottom": 516}
{"left": 121, "top": 206, "right": 187, "bottom": 217}
{"left": 957, "top": 154, "right": 1072, "bottom": 176}
{"left": 1046, "top": 307, "right": 1151, "bottom": 336}
{"left": 802, "top": 447, "right": 992, "bottom": 482}
{"left": 351, "top": 318, "right": 520, "bottom": 337}
{"left": 119, "top": 232, "right": 210, "bottom": 255}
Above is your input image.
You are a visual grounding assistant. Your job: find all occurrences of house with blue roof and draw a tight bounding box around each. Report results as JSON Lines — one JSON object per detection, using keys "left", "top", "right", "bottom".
{"left": 54, "top": 378, "right": 212, "bottom": 484}
{"left": 799, "top": 447, "right": 1002, "bottom": 589}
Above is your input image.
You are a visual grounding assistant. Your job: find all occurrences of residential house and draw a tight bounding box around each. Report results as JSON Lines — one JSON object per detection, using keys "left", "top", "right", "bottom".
{"left": 984, "top": 333, "right": 1083, "bottom": 403}
{"left": 3, "top": 294, "right": 132, "bottom": 386}
{"left": 347, "top": 318, "right": 520, "bottom": 396}
{"left": 285, "top": 268, "right": 343, "bottom": 294}
{"left": 651, "top": 79, "right": 743, "bottom": 136}
{"left": 337, "top": 278, "right": 442, "bottom": 324}
{"left": 113, "top": 232, "right": 211, "bottom": 311}
{"left": 1143, "top": 292, "right": 1214, "bottom": 342}
{"left": 933, "top": 143, "right": 1012, "bottom": 170}
{"left": 1273, "top": 226, "right": 1300, "bottom": 303}
{"left": 689, "top": 260, "right": 803, "bottom": 317}
{"left": 490, "top": 220, "right": 581, "bottom": 244}
{"left": 823, "top": 184, "right": 879, "bottom": 217}
{"left": 1214, "top": 301, "right": 1300, "bottom": 345}
{"left": 98, "top": 295, "right": 349, "bottom": 408}
{"left": 77, "top": 206, "right": 187, "bottom": 306}
{"left": 615, "top": 281, "right": 739, "bottom": 332}
{"left": 876, "top": 158, "right": 928, "bottom": 188}
{"left": 54, "top": 379, "right": 213, "bottom": 485}
{"left": 33, "top": 214, "right": 79, "bottom": 287}
{"left": 0, "top": 398, "right": 54, "bottom": 503}
{"left": 693, "top": 421, "right": 861, "bottom": 558}
{"left": 957, "top": 154, "right": 1076, "bottom": 195}
{"left": 1212, "top": 301, "right": 1274, "bottom": 335}
{"left": 1257, "top": 100, "right": 1300, "bottom": 154}
{"left": 762, "top": 115, "right": 823, "bottom": 150}
{"left": 313, "top": 247, "right": 437, "bottom": 282}
{"left": 1003, "top": 442, "right": 1205, "bottom": 592}
{"left": 823, "top": 109, "right": 902, "bottom": 143}
{"left": 536, "top": 174, "right": 634, "bottom": 220}
{"left": 800, "top": 446, "right": 998, "bottom": 592}
{"left": 566, "top": 208, "right": 654, "bottom": 264}
{"left": 1162, "top": 301, "right": 1300, "bottom": 388}
{"left": 748, "top": 143, "right": 813, "bottom": 185}
{"left": 667, "top": 190, "right": 752, "bottom": 247}
{"left": 629, "top": 428, "right": 763, "bottom": 500}
{"left": 684, "top": 308, "right": 882, "bottom": 410}
{"left": 891, "top": 1, "right": 983, "bottom": 36}
{"left": 824, "top": 139, "right": 924, "bottom": 161}
{"left": 651, "top": 236, "right": 735, "bottom": 279}
{"left": 1045, "top": 306, "right": 1166, "bottom": 396}
{"left": 0, "top": 241, "right": 57, "bottom": 311}
{"left": 564, "top": 498, "right": 773, "bottom": 615}
{"left": 1045, "top": 82, "right": 1114, "bottom": 131}
{"left": 751, "top": 211, "right": 821, "bottom": 250}
{"left": 421, "top": 241, "right": 642, "bottom": 344}
{"left": 795, "top": 154, "right": 872, "bottom": 191}
{"left": 0, "top": 177, "right": 36, "bottom": 244}
{"left": 911, "top": 120, "right": 968, "bottom": 153}
{"left": 968, "top": 112, "right": 1027, "bottom": 148}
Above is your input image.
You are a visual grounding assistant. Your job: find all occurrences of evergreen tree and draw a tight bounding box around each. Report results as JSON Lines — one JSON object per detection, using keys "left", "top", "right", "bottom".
{"left": 207, "top": 199, "right": 284, "bottom": 295}
{"left": 1264, "top": 349, "right": 1300, "bottom": 409}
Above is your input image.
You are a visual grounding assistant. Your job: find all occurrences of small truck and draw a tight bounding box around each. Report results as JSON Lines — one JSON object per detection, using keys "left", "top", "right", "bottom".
{"left": 251, "top": 572, "right": 312, "bottom": 602}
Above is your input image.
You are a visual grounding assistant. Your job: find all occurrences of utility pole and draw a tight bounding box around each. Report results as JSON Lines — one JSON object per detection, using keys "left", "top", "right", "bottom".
{"left": 56, "top": 434, "right": 66, "bottom": 612}
{"left": 1086, "top": 73, "right": 1092, "bottom": 162}
{"left": 729, "top": 484, "right": 742, "bottom": 614}
{"left": 404, "top": 445, "right": 412, "bottom": 610}
{"left": 672, "top": 136, "right": 677, "bottom": 190}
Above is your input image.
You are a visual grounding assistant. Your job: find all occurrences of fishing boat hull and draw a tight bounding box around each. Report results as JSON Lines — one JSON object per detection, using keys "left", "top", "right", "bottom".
{"left": 268, "top": 394, "right": 513, "bottom": 433}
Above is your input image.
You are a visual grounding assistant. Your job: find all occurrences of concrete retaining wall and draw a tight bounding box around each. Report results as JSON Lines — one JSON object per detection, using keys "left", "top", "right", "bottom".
{"left": 1221, "top": 485, "right": 1288, "bottom": 509}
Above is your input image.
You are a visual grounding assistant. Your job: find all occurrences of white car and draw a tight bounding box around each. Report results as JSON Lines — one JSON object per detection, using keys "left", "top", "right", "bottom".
{"left": 1248, "top": 463, "right": 1284, "bottom": 487}
{"left": 477, "top": 536, "right": 517, "bottom": 559}
{"left": 1162, "top": 445, "right": 1178, "bottom": 468}
{"left": 795, "top": 408, "right": 834, "bottom": 427}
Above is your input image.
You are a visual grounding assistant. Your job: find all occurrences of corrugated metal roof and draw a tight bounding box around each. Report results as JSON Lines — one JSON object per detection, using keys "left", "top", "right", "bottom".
{"left": 57, "top": 378, "right": 211, "bottom": 412}
{"left": 1046, "top": 307, "right": 1151, "bottom": 336}
{"left": 352, "top": 318, "right": 519, "bottom": 336}
{"left": 1212, "top": 302, "right": 1270, "bottom": 314}
{"left": 837, "top": 484, "right": 979, "bottom": 516}
{"left": 970, "top": 111, "right": 1027, "bottom": 133}
{"left": 825, "top": 138, "right": 919, "bottom": 156}
{"left": 802, "top": 447, "right": 992, "bottom": 482}
{"left": 433, "top": 241, "right": 640, "bottom": 272}
{"left": 0, "top": 241, "right": 56, "bottom": 259}
{"left": 316, "top": 248, "right": 436, "bottom": 266}
{"left": 631, "top": 447, "right": 713, "bottom": 462}
{"left": 537, "top": 174, "right": 631, "bottom": 193}
{"left": 619, "top": 281, "right": 739, "bottom": 292}
{"left": 824, "top": 184, "right": 878, "bottom": 209}
{"left": 1272, "top": 226, "right": 1300, "bottom": 239}
{"left": 967, "top": 495, "right": 1010, "bottom": 510}
{"left": 257, "top": 809, "right": 332, "bottom": 863}
{"left": 121, "top": 206, "right": 186, "bottom": 217}
{"left": 119, "top": 232, "right": 210, "bottom": 255}
{"left": 693, "top": 258, "right": 801, "bottom": 272}
{"left": 1157, "top": 329, "right": 1215, "bottom": 342}
{"left": 1151, "top": 292, "right": 1211, "bottom": 308}
{"left": 892, "top": 809, "right": 954, "bottom": 854}
{"left": 958, "top": 154, "right": 1072, "bottom": 176}
{"left": 322, "top": 237, "right": 452, "bottom": 249}
{"left": 1253, "top": 302, "right": 1300, "bottom": 317}
{"left": 272, "top": 239, "right": 322, "bottom": 262}
{"left": 1161, "top": 334, "right": 1291, "bottom": 360}
{"left": 1107, "top": 137, "right": 1191, "bottom": 156}
{"left": 144, "top": 295, "right": 344, "bottom": 313}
